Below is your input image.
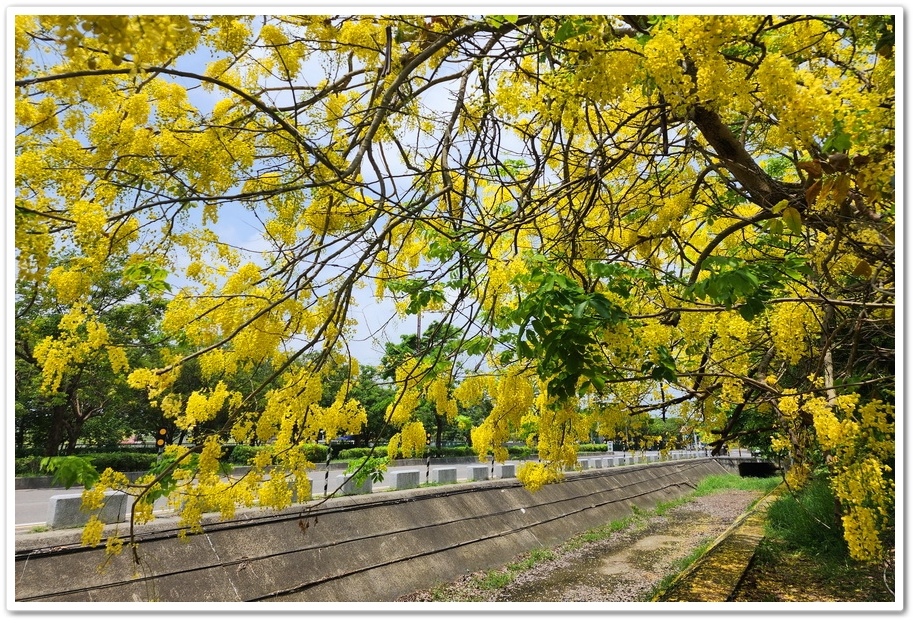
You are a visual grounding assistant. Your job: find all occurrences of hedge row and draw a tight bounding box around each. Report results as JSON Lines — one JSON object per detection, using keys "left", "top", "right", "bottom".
{"left": 15, "top": 452, "right": 159, "bottom": 476}
{"left": 228, "top": 443, "right": 333, "bottom": 465}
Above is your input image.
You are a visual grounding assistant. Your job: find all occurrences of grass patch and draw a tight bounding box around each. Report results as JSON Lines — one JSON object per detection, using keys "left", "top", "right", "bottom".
{"left": 473, "top": 569, "right": 514, "bottom": 591}
{"left": 472, "top": 548, "right": 557, "bottom": 591}
{"left": 731, "top": 475, "right": 895, "bottom": 602}
{"left": 649, "top": 474, "right": 779, "bottom": 517}
{"left": 562, "top": 505, "right": 648, "bottom": 551}
{"left": 508, "top": 548, "right": 556, "bottom": 573}
{"left": 694, "top": 473, "right": 781, "bottom": 496}
{"left": 764, "top": 476, "right": 848, "bottom": 563}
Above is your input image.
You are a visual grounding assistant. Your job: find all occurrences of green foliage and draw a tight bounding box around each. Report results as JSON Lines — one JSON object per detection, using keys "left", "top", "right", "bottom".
{"left": 509, "top": 261, "right": 627, "bottom": 400}
{"left": 693, "top": 473, "right": 781, "bottom": 496}
{"left": 686, "top": 253, "right": 811, "bottom": 320}
{"left": 553, "top": 16, "right": 593, "bottom": 43}
{"left": 766, "top": 477, "right": 849, "bottom": 562}
{"left": 386, "top": 278, "right": 446, "bottom": 315}
{"left": 14, "top": 262, "right": 167, "bottom": 457}
{"left": 141, "top": 453, "right": 182, "bottom": 504}
{"left": 123, "top": 260, "right": 172, "bottom": 294}
{"left": 484, "top": 15, "right": 519, "bottom": 28}
{"left": 641, "top": 345, "right": 678, "bottom": 383}
{"left": 40, "top": 455, "right": 100, "bottom": 489}
{"left": 344, "top": 455, "right": 389, "bottom": 487}
{"left": 16, "top": 455, "right": 45, "bottom": 476}
{"left": 18, "top": 451, "right": 159, "bottom": 476}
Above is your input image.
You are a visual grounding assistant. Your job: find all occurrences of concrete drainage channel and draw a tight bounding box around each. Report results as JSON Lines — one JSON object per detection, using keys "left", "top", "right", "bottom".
{"left": 14, "top": 457, "right": 761, "bottom": 603}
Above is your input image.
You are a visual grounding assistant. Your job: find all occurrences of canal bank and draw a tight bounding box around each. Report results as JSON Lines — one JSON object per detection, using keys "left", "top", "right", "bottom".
{"left": 14, "top": 457, "right": 762, "bottom": 604}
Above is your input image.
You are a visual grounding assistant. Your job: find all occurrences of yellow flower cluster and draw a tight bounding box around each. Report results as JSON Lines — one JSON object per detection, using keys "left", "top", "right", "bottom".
{"left": 388, "top": 420, "right": 427, "bottom": 459}
{"left": 811, "top": 397, "right": 894, "bottom": 562}
{"left": 80, "top": 516, "right": 105, "bottom": 548}
{"left": 517, "top": 462, "right": 563, "bottom": 492}
{"left": 32, "top": 304, "right": 129, "bottom": 394}
{"left": 784, "top": 463, "right": 810, "bottom": 490}
{"left": 386, "top": 388, "right": 420, "bottom": 426}
{"left": 105, "top": 536, "right": 124, "bottom": 557}
{"left": 643, "top": 29, "right": 694, "bottom": 113}
{"left": 426, "top": 377, "right": 458, "bottom": 420}
{"left": 453, "top": 374, "right": 488, "bottom": 407}
{"left": 179, "top": 382, "right": 233, "bottom": 430}
{"left": 207, "top": 16, "right": 253, "bottom": 54}
{"left": 768, "top": 302, "right": 821, "bottom": 365}
{"left": 470, "top": 418, "right": 506, "bottom": 463}
{"left": 533, "top": 401, "right": 584, "bottom": 469}
{"left": 755, "top": 53, "right": 833, "bottom": 150}
{"left": 41, "top": 15, "right": 199, "bottom": 71}
{"left": 842, "top": 507, "right": 886, "bottom": 562}
{"left": 258, "top": 471, "right": 294, "bottom": 510}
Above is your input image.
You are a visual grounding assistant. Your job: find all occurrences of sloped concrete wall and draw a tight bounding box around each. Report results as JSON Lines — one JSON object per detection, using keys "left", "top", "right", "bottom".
{"left": 14, "top": 458, "right": 744, "bottom": 603}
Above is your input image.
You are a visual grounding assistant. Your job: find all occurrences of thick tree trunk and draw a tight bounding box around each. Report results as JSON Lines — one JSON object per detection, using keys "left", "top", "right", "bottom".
{"left": 43, "top": 402, "right": 68, "bottom": 457}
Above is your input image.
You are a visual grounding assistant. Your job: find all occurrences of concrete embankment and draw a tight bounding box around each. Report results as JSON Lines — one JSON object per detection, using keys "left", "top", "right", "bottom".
{"left": 14, "top": 457, "right": 750, "bottom": 603}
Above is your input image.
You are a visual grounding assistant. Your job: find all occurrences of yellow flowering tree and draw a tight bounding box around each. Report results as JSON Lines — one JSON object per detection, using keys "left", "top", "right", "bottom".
{"left": 15, "top": 258, "right": 167, "bottom": 455}
{"left": 15, "top": 13, "right": 896, "bottom": 560}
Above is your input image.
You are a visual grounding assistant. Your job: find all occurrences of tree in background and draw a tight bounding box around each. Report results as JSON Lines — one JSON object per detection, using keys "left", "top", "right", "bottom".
{"left": 380, "top": 321, "right": 471, "bottom": 454}
{"left": 14, "top": 14, "right": 896, "bottom": 561}
{"left": 15, "top": 258, "right": 167, "bottom": 456}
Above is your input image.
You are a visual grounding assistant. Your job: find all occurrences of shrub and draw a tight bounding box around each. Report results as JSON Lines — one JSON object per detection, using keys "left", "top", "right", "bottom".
{"left": 337, "top": 446, "right": 389, "bottom": 460}
{"left": 229, "top": 444, "right": 265, "bottom": 465}
{"left": 508, "top": 445, "right": 533, "bottom": 459}
{"left": 16, "top": 456, "right": 44, "bottom": 476}
{"left": 89, "top": 452, "right": 159, "bottom": 473}
{"left": 434, "top": 446, "right": 475, "bottom": 458}
{"left": 227, "top": 443, "right": 333, "bottom": 465}
{"left": 301, "top": 443, "right": 333, "bottom": 463}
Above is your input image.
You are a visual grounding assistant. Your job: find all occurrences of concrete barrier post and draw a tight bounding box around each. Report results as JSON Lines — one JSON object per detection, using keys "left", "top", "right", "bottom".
{"left": 392, "top": 470, "right": 420, "bottom": 490}
{"left": 468, "top": 466, "right": 489, "bottom": 481}
{"left": 432, "top": 467, "right": 457, "bottom": 485}
{"left": 48, "top": 491, "right": 127, "bottom": 529}
{"left": 336, "top": 474, "right": 373, "bottom": 496}
{"left": 496, "top": 464, "right": 515, "bottom": 479}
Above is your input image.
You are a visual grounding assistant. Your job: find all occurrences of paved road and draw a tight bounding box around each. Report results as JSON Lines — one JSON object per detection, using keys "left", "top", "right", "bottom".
{"left": 15, "top": 450, "right": 745, "bottom": 527}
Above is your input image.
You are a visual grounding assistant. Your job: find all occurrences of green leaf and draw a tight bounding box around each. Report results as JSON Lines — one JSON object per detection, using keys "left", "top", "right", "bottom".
{"left": 738, "top": 298, "right": 766, "bottom": 321}
{"left": 554, "top": 17, "right": 591, "bottom": 43}
{"left": 782, "top": 206, "right": 803, "bottom": 235}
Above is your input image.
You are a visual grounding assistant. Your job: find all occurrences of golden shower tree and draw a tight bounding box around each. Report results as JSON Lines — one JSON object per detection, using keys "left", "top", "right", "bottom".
{"left": 15, "top": 14, "right": 895, "bottom": 560}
